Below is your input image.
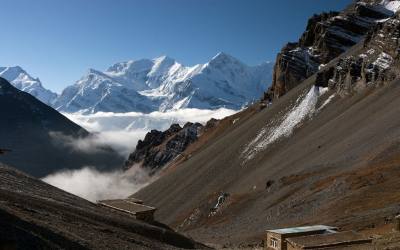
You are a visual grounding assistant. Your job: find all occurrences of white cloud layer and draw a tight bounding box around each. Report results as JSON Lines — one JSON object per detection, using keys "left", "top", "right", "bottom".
{"left": 43, "top": 108, "right": 237, "bottom": 201}
{"left": 64, "top": 108, "right": 237, "bottom": 132}
{"left": 61, "top": 108, "right": 236, "bottom": 157}
{"left": 42, "top": 165, "right": 152, "bottom": 202}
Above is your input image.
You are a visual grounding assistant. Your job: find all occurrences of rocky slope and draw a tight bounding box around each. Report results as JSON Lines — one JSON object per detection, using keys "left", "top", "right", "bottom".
{"left": 131, "top": 1, "right": 400, "bottom": 247}
{"left": 264, "top": 0, "right": 399, "bottom": 101}
{"left": 54, "top": 53, "right": 273, "bottom": 113}
{"left": 316, "top": 13, "right": 400, "bottom": 94}
{"left": 0, "top": 77, "right": 123, "bottom": 177}
{"left": 124, "top": 122, "right": 210, "bottom": 174}
{"left": 0, "top": 66, "right": 57, "bottom": 105}
{"left": 0, "top": 163, "right": 206, "bottom": 249}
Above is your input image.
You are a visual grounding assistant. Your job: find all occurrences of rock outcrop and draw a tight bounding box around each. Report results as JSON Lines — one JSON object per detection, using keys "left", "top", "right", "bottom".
{"left": 316, "top": 15, "right": 400, "bottom": 95}
{"left": 124, "top": 122, "right": 204, "bottom": 174}
{"left": 264, "top": 1, "right": 396, "bottom": 101}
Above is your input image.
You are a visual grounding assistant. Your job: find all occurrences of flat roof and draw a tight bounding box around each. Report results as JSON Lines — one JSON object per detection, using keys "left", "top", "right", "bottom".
{"left": 98, "top": 199, "right": 155, "bottom": 215}
{"left": 286, "top": 231, "right": 372, "bottom": 248}
{"left": 126, "top": 197, "right": 144, "bottom": 204}
{"left": 267, "top": 225, "right": 337, "bottom": 234}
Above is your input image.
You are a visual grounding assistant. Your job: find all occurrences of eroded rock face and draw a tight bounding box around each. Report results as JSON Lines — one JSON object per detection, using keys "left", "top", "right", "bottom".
{"left": 316, "top": 16, "right": 400, "bottom": 95}
{"left": 124, "top": 122, "right": 203, "bottom": 173}
{"left": 264, "top": 1, "right": 395, "bottom": 100}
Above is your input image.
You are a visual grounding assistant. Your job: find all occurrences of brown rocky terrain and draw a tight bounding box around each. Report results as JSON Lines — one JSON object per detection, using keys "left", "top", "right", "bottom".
{"left": 264, "top": 0, "right": 396, "bottom": 100}
{"left": 131, "top": 1, "right": 400, "bottom": 248}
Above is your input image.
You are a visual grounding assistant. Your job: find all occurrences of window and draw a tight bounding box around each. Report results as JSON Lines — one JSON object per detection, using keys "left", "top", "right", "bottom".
{"left": 270, "top": 238, "right": 278, "bottom": 249}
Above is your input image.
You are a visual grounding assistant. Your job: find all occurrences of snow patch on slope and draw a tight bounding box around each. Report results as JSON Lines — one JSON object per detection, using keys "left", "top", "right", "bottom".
{"left": 373, "top": 52, "right": 393, "bottom": 70}
{"left": 242, "top": 86, "right": 328, "bottom": 162}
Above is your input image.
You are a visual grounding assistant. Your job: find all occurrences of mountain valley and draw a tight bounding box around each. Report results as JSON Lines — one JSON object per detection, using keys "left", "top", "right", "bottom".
{"left": 3, "top": 0, "right": 400, "bottom": 249}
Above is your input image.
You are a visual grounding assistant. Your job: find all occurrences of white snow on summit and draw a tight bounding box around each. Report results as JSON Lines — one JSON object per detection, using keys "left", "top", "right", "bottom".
{"left": 54, "top": 53, "right": 274, "bottom": 114}
{"left": 0, "top": 66, "right": 57, "bottom": 105}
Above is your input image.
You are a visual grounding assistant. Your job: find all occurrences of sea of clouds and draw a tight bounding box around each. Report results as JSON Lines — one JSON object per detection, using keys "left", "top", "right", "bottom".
{"left": 43, "top": 108, "right": 237, "bottom": 201}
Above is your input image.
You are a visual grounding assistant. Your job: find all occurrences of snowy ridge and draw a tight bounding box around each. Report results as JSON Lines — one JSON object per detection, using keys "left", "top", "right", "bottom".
{"left": 242, "top": 86, "right": 328, "bottom": 162}
{"left": 0, "top": 66, "right": 57, "bottom": 105}
{"left": 54, "top": 53, "right": 274, "bottom": 114}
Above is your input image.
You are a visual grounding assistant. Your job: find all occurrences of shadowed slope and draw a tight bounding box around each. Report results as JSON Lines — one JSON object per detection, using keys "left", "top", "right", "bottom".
{"left": 0, "top": 77, "right": 124, "bottom": 177}
{"left": 0, "top": 163, "right": 207, "bottom": 249}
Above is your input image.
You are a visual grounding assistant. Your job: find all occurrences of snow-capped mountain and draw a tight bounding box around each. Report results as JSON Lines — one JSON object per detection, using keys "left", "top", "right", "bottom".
{"left": 54, "top": 53, "right": 273, "bottom": 113}
{"left": 0, "top": 66, "right": 57, "bottom": 105}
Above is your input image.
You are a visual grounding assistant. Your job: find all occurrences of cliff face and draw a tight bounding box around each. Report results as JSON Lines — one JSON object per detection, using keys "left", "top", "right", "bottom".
{"left": 316, "top": 14, "right": 400, "bottom": 95}
{"left": 264, "top": 1, "right": 395, "bottom": 101}
{"left": 124, "top": 122, "right": 205, "bottom": 174}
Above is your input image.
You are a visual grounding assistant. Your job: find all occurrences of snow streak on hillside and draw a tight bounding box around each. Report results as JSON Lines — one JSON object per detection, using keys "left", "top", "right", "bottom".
{"left": 242, "top": 86, "right": 328, "bottom": 162}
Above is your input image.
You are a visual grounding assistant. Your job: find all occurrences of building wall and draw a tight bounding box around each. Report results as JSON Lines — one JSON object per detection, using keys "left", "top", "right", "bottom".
{"left": 265, "top": 230, "right": 330, "bottom": 250}
{"left": 287, "top": 242, "right": 301, "bottom": 250}
{"left": 265, "top": 233, "right": 283, "bottom": 250}
{"left": 135, "top": 210, "right": 155, "bottom": 222}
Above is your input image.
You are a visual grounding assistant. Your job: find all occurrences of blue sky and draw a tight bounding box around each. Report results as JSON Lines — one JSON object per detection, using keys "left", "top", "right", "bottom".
{"left": 0, "top": 0, "right": 351, "bottom": 93}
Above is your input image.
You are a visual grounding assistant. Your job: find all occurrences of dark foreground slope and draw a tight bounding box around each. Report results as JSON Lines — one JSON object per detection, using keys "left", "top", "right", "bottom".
{"left": 0, "top": 77, "right": 123, "bottom": 177}
{"left": 0, "top": 163, "right": 206, "bottom": 249}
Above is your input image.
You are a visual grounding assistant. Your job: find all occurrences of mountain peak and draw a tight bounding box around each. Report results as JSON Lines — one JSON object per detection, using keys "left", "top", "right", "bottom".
{"left": 0, "top": 66, "right": 57, "bottom": 105}
{"left": 148, "top": 55, "right": 177, "bottom": 78}
{"left": 212, "top": 52, "right": 235, "bottom": 60}
{"left": 0, "top": 66, "right": 27, "bottom": 78}
{"left": 106, "top": 59, "right": 154, "bottom": 75}
{"left": 209, "top": 52, "right": 243, "bottom": 66}
{"left": 152, "top": 55, "right": 176, "bottom": 67}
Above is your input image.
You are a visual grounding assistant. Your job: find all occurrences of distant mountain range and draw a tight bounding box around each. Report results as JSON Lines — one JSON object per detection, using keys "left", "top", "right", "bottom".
{"left": 1, "top": 53, "right": 273, "bottom": 114}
